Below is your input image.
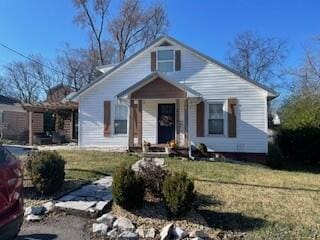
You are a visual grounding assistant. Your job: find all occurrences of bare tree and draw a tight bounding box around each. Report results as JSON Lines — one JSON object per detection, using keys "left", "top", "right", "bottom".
{"left": 3, "top": 61, "right": 41, "bottom": 103}
{"left": 226, "top": 31, "right": 288, "bottom": 86}
{"left": 56, "top": 43, "right": 116, "bottom": 90}
{"left": 290, "top": 37, "right": 320, "bottom": 96}
{"left": 109, "top": 0, "right": 168, "bottom": 61}
{"left": 73, "top": 0, "right": 111, "bottom": 65}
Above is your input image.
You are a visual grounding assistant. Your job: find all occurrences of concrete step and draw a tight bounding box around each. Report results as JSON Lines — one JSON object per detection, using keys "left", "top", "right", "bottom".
{"left": 142, "top": 151, "right": 169, "bottom": 158}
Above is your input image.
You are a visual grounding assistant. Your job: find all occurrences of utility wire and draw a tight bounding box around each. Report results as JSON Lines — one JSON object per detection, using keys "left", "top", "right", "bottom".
{"left": 0, "top": 42, "right": 68, "bottom": 78}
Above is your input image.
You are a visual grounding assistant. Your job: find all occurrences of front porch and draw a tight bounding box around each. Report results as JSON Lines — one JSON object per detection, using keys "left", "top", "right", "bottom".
{"left": 116, "top": 72, "right": 202, "bottom": 150}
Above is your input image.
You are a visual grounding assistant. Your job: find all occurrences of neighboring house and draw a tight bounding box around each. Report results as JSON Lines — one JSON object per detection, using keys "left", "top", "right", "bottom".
{"left": 23, "top": 84, "right": 78, "bottom": 145}
{"left": 0, "top": 95, "right": 28, "bottom": 141}
{"left": 68, "top": 35, "right": 277, "bottom": 161}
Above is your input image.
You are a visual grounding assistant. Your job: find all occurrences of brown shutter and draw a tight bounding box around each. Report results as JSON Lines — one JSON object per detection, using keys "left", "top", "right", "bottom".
{"left": 151, "top": 51, "right": 156, "bottom": 71}
{"left": 228, "top": 98, "right": 237, "bottom": 138}
{"left": 175, "top": 50, "right": 181, "bottom": 71}
{"left": 104, "top": 101, "right": 111, "bottom": 137}
{"left": 196, "top": 101, "right": 204, "bottom": 137}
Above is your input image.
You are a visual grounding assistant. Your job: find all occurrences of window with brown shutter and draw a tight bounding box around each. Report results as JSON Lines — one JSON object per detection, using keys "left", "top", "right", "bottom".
{"left": 104, "top": 101, "right": 111, "bottom": 137}
{"left": 196, "top": 101, "right": 204, "bottom": 137}
{"left": 151, "top": 51, "right": 156, "bottom": 71}
{"left": 228, "top": 98, "right": 237, "bottom": 138}
{"left": 175, "top": 50, "right": 181, "bottom": 71}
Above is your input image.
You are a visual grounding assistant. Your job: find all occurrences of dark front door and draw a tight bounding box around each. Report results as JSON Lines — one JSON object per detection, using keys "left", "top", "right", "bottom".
{"left": 158, "top": 104, "right": 175, "bottom": 144}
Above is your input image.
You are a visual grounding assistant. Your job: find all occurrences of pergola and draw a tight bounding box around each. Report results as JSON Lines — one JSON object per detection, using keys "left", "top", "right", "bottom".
{"left": 22, "top": 101, "right": 78, "bottom": 145}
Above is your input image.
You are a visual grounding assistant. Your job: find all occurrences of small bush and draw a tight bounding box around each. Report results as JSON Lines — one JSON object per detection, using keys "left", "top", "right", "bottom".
{"left": 267, "top": 143, "right": 284, "bottom": 169}
{"left": 163, "top": 172, "right": 195, "bottom": 216}
{"left": 196, "top": 143, "right": 208, "bottom": 157}
{"left": 112, "top": 165, "right": 145, "bottom": 209}
{"left": 26, "top": 151, "right": 65, "bottom": 195}
{"left": 139, "top": 162, "right": 168, "bottom": 197}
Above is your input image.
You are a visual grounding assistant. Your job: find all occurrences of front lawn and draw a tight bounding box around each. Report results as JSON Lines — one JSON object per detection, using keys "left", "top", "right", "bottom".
{"left": 57, "top": 150, "right": 320, "bottom": 239}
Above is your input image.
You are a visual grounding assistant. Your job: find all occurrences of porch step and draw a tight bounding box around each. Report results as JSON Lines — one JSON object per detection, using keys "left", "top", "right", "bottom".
{"left": 142, "top": 151, "right": 169, "bottom": 158}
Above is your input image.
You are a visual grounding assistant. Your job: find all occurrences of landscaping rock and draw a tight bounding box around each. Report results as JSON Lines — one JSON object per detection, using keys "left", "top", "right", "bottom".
{"left": 135, "top": 227, "right": 145, "bottom": 238}
{"left": 92, "top": 223, "right": 109, "bottom": 235}
{"left": 94, "top": 200, "right": 111, "bottom": 212}
{"left": 132, "top": 157, "right": 165, "bottom": 172}
{"left": 174, "top": 226, "right": 188, "bottom": 239}
{"left": 113, "top": 217, "right": 136, "bottom": 232}
{"left": 145, "top": 227, "right": 157, "bottom": 239}
{"left": 96, "top": 213, "right": 116, "bottom": 228}
{"left": 160, "top": 223, "right": 174, "bottom": 240}
{"left": 118, "top": 231, "right": 139, "bottom": 240}
{"left": 25, "top": 206, "right": 46, "bottom": 216}
{"left": 107, "top": 228, "right": 118, "bottom": 239}
{"left": 42, "top": 201, "right": 55, "bottom": 214}
{"left": 189, "top": 230, "right": 209, "bottom": 239}
{"left": 25, "top": 214, "right": 42, "bottom": 222}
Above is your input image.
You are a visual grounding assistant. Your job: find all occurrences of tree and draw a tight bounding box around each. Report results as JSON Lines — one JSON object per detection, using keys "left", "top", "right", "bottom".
{"left": 3, "top": 60, "right": 41, "bottom": 103}
{"left": 226, "top": 31, "right": 288, "bottom": 86}
{"left": 73, "top": 0, "right": 111, "bottom": 65}
{"left": 108, "top": 0, "right": 168, "bottom": 61}
{"left": 290, "top": 37, "right": 320, "bottom": 96}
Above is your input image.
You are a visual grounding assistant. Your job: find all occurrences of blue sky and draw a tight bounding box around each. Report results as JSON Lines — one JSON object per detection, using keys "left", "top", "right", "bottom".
{"left": 0, "top": 0, "right": 319, "bottom": 70}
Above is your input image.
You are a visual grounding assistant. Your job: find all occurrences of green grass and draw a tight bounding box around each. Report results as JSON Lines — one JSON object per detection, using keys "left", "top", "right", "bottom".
{"left": 166, "top": 158, "right": 320, "bottom": 239}
{"left": 58, "top": 150, "right": 139, "bottom": 180}
{"left": 56, "top": 150, "right": 320, "bottom": 239}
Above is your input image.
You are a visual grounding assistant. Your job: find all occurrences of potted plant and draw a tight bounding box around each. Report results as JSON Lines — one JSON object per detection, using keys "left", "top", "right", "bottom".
{"left": 165, "top": 140, "right": 177, "bottom": 154}
{"left": 142, "top": 141, "right": 151, "bottom": 152}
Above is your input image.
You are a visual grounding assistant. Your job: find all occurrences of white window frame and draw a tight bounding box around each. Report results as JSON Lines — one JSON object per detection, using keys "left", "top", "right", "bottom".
{"left": 156, "top": 48, "right": 175, "bottom": 73}
{"left": 205, "top": 100, "right": 227, "bottom": 137}
{"left": 113, "top": 103, "right": 129, "bottom": 136}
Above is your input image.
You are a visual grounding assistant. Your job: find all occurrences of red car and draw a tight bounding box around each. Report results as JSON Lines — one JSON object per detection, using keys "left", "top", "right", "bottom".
{"left": 0, "top": 145, "right": 24, "bottom": 240}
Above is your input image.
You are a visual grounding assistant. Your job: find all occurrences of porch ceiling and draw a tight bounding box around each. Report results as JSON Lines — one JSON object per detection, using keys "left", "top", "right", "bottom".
{"left": 116, "top": 72, "right": 201, "bottom": 100}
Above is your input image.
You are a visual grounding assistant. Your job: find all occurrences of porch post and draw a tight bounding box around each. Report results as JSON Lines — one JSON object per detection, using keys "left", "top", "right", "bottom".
{"left": 128, "top": 99, "right": 134, "bottom": 149}
{"left": 175, "top": 99, "right": 180, "bottom": 145}
{"left": 137, "top": 100, "right": 142, "bottom": 147}
{"left": 28, "top": 111, "right": 33, "bottom": 146}
{"left": 184, "top": 99, "right": 188, "bottom": 147}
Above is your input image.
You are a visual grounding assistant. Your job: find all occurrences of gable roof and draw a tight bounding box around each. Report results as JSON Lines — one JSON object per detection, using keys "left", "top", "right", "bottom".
{"left": 0, "top": 95, "right": 20, "bottom": 105}
{"left": 116, "top": 72, "right": 202, "bottom": 99}
{"left": 68, "top": 35, "right": 278, "bottom": 101}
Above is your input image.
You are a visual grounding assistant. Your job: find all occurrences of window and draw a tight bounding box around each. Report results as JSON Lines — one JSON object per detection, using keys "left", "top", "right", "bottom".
{"left": 157, "top": 50, "right": 174, "bottom": 72}
{"left": 114, "top": 104, "right": 128, "bottom": 134}
{"left": 208, "top": 103, "right": 224, "bottom": 135}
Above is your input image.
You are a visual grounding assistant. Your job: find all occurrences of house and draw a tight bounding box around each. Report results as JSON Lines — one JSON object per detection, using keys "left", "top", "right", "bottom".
{"left": 0, "top": 95, "right": 29, "bottom": 141}
{"left": 23, "top": 84, "right": 78, "bottom": 145}
{"left": 68, "top": 35, "right": 277, "bottom": 161}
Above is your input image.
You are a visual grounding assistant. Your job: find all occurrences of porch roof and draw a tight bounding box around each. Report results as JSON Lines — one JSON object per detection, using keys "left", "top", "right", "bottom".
{"left": 116, "top": 72, "right": 202, "bottom": 100}
{"left": 22, "top": 101, "right": 78, "bottom": 112}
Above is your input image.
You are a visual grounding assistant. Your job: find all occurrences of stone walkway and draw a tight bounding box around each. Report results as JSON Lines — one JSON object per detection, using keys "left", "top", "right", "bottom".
{"left": 55, "top": 176, "right": 113, "bottom": 217}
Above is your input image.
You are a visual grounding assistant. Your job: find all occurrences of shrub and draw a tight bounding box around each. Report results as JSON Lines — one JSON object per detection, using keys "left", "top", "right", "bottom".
{"left": 112, "top": 165, "right": 145, "bottom": 209}
{"left": 267, "top": 143, "right": 284, "bottom": 169}
{"left": 163, "top": 172, "right": 195, "bottom": 216}
{"left": 139, "top": 162, "right": 168, "bottom": 197}
{"left": 26, "top": 151, "right": 65, "bottom": 195}
{"left": 196, "top": 143, "right": 208, "bottom": 157}
{"left": 277, "top": 127, "right": 320, "bottom": 163}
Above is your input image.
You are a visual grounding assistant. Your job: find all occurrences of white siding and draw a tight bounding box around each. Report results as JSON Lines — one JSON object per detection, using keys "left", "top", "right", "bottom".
{"left": 78, "top": 41, "right": 268, "bottom": 153}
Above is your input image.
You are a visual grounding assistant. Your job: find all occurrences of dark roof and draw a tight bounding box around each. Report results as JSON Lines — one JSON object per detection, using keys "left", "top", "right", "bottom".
{"left": 69, "top": 35, "right": 278, "bottom": 100}
{"left": 0, "top": 95, "right": 20, "bottom": 105}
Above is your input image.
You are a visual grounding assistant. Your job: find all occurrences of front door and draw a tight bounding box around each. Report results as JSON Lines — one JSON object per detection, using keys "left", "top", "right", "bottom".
{"left": 158, "top": 104, "right": 175, "bottom": 144}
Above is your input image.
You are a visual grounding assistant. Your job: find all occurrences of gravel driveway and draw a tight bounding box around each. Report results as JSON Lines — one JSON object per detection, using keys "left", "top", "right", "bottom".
{"left": 17, "top": 213, "right": 91, "bottom": 240}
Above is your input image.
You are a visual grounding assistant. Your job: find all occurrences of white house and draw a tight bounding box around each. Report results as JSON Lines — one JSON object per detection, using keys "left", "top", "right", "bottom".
{"left": 68, "top": 36, "right": 277, "bottom": 161}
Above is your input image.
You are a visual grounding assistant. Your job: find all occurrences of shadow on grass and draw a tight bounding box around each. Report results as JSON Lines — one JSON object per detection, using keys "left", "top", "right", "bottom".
{"left": 196, "top": 178, "right": 320, "bottom": 193}
{"left": 198, "top": 209, "right": 266, "bottom": 231}
{"left": 278, "top": 161, "right": 320, "bottom": 174}
{"left": 17, "top": 234, "right": 58, "bottom": 240}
